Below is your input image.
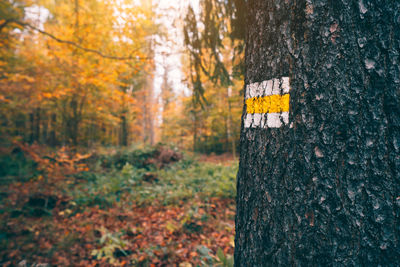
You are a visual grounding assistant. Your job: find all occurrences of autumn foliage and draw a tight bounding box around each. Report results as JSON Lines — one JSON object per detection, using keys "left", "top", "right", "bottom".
{"left": 1, "top": 0, "right": 242, "bottom": 265}
{"left": 1, "top": 0, "right": 156, "bottom": 146}
{"left": 0, "top": 143, "right": 236, "bottom": 266}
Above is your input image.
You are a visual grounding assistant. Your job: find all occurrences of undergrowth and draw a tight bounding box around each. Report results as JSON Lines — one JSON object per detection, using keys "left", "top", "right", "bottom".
{"left": 0, "top": 144, "right": 237, "bottom": 266}
{"left": 68, "top": 148, "right": 237, "bottom": 207}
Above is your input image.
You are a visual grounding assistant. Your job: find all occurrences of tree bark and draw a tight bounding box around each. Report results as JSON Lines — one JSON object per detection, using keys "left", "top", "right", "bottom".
{"left": 235, "top": 0, "right": 400, "bottom": 266}
{"left": 29, "top": 112, "right": 34, "bottom": 143}
{"left": 227, "top": 86, "right": 236, "bottom": 158}
{"left": 67, "top": 98, "right": 80, "bottom": 146}
{"left": 120, "top": 113, "right": 128, "bottom": 146}
{"left": 48, "top": 113, "right": 57, "bottom": 146}
{"left": 35, "top": 107, "right": 41, "bottom": 143}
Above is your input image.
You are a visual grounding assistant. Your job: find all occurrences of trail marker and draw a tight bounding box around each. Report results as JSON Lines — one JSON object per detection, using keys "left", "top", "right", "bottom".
{"left": 244, "top": 77, "right": 290, "bottom": 128}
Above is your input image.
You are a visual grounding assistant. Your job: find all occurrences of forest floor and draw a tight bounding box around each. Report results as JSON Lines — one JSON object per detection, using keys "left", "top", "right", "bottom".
{"left": 0, "top": 143, "right": 237, "bottom": 266}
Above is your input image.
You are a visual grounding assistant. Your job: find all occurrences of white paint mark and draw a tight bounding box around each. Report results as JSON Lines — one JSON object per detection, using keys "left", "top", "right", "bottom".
{"left": 267, "top": 113, "right": 282, "bottom": 128}
{"left": 245, "top": 85, "right": 250, "bottom": 99}
{"left": 252, "top": 113, "right": 263, "bottom": 128}
{"left": 244, "top": 113, "right": 253, "bottom": 128}
{"left": 246, "top": 77, "right": 289, "bottom": 99}
{"left": 261, "top": 114, "right": 267, "bottom": 128}
{"left": 264, "top": 79, "right": 274, "bottom": 96}
{"left": 245, "top": 83, "right": 251, "bottom": 98}
{"left": 281, "top": 112, "right": 289, "bottom": 124}
{"left": 272, "top": 78, "right": 281, "bottom": 95}
{"left": 249, "top": 82, "right": 257, "bottom": 98}
{"left": 245, "top": 77, "right": 291, "bottom": 129}
{"left": 247, "top": 82, "right": 264, "bottom": 99}
{"left": 281, "top": 77, "right": 290, "bottom": 94}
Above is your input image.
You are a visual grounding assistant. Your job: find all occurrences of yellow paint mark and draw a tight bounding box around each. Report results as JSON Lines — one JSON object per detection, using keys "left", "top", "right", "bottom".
{"left": 246, "top": 94, "right": 290, "bottom": 114}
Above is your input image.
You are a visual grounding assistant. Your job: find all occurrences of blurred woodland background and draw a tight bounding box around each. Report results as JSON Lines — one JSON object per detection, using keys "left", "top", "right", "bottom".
{"left": 0, "top": 0, "right": 245, "bottom": 154}
{"left": 0, "top": 0, "right": 245, "bottom": 265}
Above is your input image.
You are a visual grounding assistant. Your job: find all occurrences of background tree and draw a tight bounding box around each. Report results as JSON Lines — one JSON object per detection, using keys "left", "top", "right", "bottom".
{"left": 176, "top": 0, "right": 245, "bottom": 154}
{"left": 0, "top": 0, "right": 157, "bottom": 147}
{"left": 235, "top": 0, "right": 400, "bottom": 265}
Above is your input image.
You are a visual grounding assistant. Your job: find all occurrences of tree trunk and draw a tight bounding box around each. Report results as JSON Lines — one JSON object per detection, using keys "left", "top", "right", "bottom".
{"left": 227, "top": 86, "right": 236, "bottom": 158}
{"left": 142, "top": 39, "right": 155, "bottom": 145}
{"left": 35, "top": 107, "right": 41, "bottom": 143}
{"left": 235, "top": 1, "right": 400, "bottom": 266}
{"left": 67, "top": 98, "right": 79, "bottom": 146}
{"left": 120, "top": 113, "right": 128, "bottom": 146}
{"left": 193, "top": 109, "right": 198, "bottom": 152}
{"left": 48, "top": 113, "right": 57, "bottom": 146}
{"left": 41, "top": 112, "right": 48, "bottom": 144}
{"left": 14, "top": 113, "right": 26, "bottom": 140}
{"left": 29, "top": 112, "right": 34, "bottom": 143}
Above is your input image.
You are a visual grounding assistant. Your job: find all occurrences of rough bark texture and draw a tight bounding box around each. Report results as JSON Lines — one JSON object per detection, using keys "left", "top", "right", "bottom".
{"left": 235, "top": 0, "right": 400, "bottom": 266}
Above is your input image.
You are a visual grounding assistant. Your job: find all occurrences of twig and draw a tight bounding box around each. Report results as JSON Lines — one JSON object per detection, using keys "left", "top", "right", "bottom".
{"left": 13, "top": 20, "right": 150, "bottom": 61}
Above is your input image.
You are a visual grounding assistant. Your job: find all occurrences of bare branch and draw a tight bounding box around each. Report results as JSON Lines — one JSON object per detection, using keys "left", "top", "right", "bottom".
{"left": 0, "top": 19, "right": 15, "bottom": 32}
{"left": 13, "top": 21, "right": 151, "bottom": 61}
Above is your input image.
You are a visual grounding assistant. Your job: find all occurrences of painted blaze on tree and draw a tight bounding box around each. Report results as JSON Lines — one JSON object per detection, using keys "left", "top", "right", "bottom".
{"left": 235, "top": 0, "right": 400, "bottom": 266}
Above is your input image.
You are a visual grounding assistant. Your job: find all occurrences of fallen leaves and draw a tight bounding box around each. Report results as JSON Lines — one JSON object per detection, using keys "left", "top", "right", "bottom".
{"left": 0, "top": 145, "right": 236, "bottom": 266}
